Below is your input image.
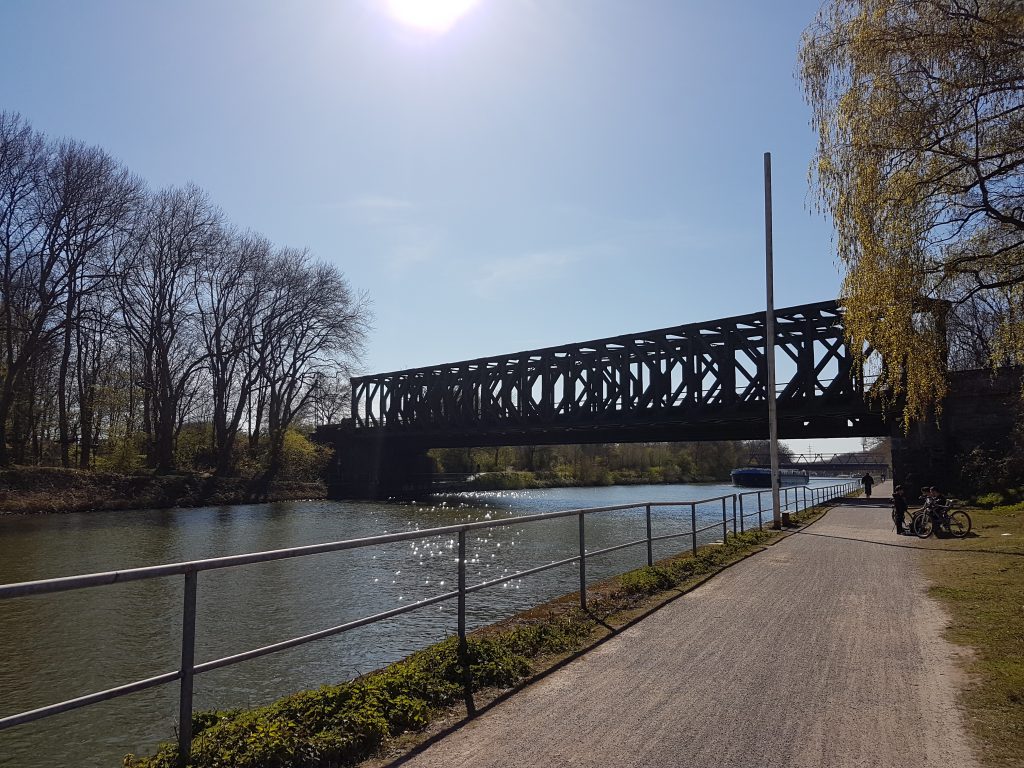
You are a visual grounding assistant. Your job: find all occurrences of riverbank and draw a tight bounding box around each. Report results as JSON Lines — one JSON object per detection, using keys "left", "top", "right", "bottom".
{"left": 125, "top": 498, "right": 837, "bottom": 768}
{"left": 0, "top": 467, "right": 326, "bottom": 515}
{"left": 463, "top": 469, "right": 725, "bottom": 491}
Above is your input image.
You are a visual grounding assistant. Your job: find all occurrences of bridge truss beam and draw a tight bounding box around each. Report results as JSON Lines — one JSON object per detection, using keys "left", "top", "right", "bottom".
{"left": 349, "top": 301, "right": 880, "bottom": 445}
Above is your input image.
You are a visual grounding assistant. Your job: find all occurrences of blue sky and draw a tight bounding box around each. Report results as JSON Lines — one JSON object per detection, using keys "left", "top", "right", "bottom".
{"left": 1, "top": 0, "right": 868, "bottom": 455}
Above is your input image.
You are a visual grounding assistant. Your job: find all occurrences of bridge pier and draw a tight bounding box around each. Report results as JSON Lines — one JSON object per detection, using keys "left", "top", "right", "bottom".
{"left": 889, "top": 369, "right": 1022, "bottom": 494}
{"left": 316, "top": 424, "right": 434, "bottom": 499}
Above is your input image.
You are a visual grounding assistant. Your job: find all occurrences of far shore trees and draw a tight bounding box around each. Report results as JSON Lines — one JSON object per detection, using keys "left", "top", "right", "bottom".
{"left": 799, "top": 0, "right": 1024, "bottom": 424}
{"left": 431, "top": 441, "right": 791, "bottom": 485}
{"left": 0, "top": 111, "right": 370, "bottom": 477}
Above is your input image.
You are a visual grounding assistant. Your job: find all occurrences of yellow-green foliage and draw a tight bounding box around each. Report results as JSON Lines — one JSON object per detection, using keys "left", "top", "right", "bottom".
{"left": 800, "top": 0, "right": 1024, "bottom": 426}
{"left": 279, "top": 429, "right": 332, "bottom": 482}
{"left": 175, "top": 423, "right": 214, "bottom": 471}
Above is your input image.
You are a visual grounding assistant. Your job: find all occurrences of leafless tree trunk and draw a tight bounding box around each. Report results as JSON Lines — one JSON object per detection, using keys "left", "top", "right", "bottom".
{"left": 257, "top": 249, "right": 369, "bottom": 478}
{"left": 195, "top": 232, "right": 270, "bottom": 475}
{"left": 46, "top": 140, "right": 141, "bottom": 466}
{"left": 115, "top": 184, "right": 222, "bottom": 472}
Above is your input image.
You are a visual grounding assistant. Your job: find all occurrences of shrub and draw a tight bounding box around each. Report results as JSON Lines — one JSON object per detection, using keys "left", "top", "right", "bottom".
{"left": 618, "top": 566, "right": 675, "bottom": 597}
{"left": 975, "top": 492, "right": 1007, "bottom": 509}
{"left": 279, "top": 430, "right": 332, "bottom": 482}
{"left": 125, "top": 626, "right": 592, "bottom": 768}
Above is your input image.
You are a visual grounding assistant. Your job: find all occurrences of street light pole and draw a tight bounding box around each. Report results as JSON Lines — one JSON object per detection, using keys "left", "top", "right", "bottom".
{"left": 764, "top": 152, "right": 782, "bottom": 528}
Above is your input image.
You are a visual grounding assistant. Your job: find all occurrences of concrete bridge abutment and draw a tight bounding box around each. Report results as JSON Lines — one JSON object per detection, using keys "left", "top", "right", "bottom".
{"left": 316, "top": 424, "right": 435, "bottom": 499}
{"left": 890, "top": 368, "right": 1022, "bottom": 494}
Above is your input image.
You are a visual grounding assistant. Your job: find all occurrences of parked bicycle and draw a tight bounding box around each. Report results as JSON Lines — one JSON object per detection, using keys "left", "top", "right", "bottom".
{"left": 910, "top": 503, "right": 972, "bottom": 539}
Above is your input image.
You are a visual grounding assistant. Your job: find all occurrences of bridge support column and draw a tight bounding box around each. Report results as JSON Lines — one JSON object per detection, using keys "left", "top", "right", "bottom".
{"left": 890, "top": 369, "right": 1022, "bottom": 494}
{"left": 316, "top": 426, "right": 434, "bottom": 499}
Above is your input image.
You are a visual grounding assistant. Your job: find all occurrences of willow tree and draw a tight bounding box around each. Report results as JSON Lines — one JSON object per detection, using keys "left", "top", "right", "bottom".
{"left": 800, "top": 0, "right": 1024, "bottom": 424}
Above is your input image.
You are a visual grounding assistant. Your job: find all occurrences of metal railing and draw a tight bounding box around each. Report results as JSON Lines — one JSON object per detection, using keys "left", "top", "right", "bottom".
{"left": 0, "top": 481, "right": 857, "bottom": 767}
{"left": 736, "top": 481, "right": 858, "bottom": 532}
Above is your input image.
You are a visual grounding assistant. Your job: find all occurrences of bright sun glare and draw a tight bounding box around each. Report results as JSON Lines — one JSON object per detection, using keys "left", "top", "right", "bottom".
{"left": 385, "top": 0, "right": 480, "bottom": 33}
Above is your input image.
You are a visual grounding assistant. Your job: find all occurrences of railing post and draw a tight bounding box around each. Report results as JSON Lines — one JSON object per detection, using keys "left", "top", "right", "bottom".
{"left": 739, "top": 494, "right": 745, "bottom": 533}
{"left": 732, "top": 495, "right": 738, "bottom": 535}
{"left": 690, "top": 503, "right": 697, "bottom": 556}
{"left": 177, "top": 570, "right": 197, "bottom": 768}
{"left": 645, "top": 504, "right": 653, "bottom": 567}
{"left": 458, "top": 531, "right": 466, "bottom": 640}
{"left": 457, "top": 529, "right": 475, "bottom": 715}
{"left": 578, "top": 513, "right": 587, "bottom": 611}
{"left": 758, "top": 493, "right": 763, "bottom": 530}
{"left": 802, "top": 485, "right": 807, "bottom": 511}
{"left": 721, "top": 497, "right": 728, "bottom": 542}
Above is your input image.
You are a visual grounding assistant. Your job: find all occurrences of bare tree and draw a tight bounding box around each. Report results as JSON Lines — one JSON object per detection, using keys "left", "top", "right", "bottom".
{"left": 45, "top": 140, "right": 143, "bottom": 466}
{"left": 308, "top": 371, "right": 351, "bottom": 428}
{"left": 195, "top": 231, "right": 270, "bottom": 474}
{"left": 257, "top": 249, "right": 369, "bottom": 477}
{"left": 116, "top": 185, "right": 223, "bottom": 472}
{"left": 1, "top": 113, "right": 370, "bottom": 477}
{"left": 0, "top": 113, "right": 60, "bottom": 466}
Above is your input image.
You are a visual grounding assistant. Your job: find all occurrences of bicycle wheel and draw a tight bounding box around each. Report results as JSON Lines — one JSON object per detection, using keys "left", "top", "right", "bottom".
{"left": 947, "top": 510, "right": 972, "bottom": 538}
{"left": 913, "top": 513, "right": 934, "bottom": 539}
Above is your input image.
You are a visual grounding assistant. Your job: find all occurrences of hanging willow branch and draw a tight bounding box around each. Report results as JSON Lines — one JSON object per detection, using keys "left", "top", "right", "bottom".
{"left": 800, "top": 0, "right": 1024, "bottom": 427}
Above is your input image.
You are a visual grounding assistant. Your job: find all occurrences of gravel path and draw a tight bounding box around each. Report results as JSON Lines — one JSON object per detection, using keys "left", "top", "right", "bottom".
{"left": 390, "top": 484, "right": 980, "bottom": 768}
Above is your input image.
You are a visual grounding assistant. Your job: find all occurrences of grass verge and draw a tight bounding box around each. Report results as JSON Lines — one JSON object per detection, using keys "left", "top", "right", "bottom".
{"left": 125, "top": 503, "right": 831, "bottom": 768}
{"left": 920, "top": 502, "right": 1024, "bottom": 767}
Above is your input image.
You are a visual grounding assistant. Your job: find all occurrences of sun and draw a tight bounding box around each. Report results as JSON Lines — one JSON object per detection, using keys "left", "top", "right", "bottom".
{"left": 384, "top": 0, "right": 480, "bottom": 33}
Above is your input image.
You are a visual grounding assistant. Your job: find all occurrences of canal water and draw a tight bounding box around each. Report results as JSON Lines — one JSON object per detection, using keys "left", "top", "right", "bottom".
{"left": 0, "top": 479, "right": 843, "bottom": 767}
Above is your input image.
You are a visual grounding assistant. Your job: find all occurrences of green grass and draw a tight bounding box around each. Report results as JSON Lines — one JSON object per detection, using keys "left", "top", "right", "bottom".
{"left": 125, "top": 502, "right": 829, "bottom": 768}
{"left": 921, "top": 501, "right": 1024, "bottom": 768}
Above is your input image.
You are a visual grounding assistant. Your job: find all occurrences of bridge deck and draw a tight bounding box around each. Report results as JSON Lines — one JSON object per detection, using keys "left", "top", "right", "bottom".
{"left": 388, "top": 483, "right": 978, "bottom": 768}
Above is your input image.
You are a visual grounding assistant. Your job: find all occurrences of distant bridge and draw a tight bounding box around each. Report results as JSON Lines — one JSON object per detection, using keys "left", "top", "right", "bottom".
{"left": 318, "top": 300, "right": 890, "bottom": 497}
{"left": 746, "top": 453, "right": 890, "bottom": 474}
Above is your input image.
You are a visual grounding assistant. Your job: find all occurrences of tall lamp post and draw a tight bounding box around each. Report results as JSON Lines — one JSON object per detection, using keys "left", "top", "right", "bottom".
{"left": 764, "top": 152, "right": 782, "bottom": 528}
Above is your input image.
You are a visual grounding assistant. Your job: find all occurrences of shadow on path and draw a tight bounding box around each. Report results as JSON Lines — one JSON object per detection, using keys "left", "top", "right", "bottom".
{"left": 794, "top": 529, "right": 1024, "bottom": 557}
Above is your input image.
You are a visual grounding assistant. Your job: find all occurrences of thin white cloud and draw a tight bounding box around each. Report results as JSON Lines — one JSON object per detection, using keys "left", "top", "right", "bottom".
{"left": 472, "top": 247, "right": 589, "bottom": 297}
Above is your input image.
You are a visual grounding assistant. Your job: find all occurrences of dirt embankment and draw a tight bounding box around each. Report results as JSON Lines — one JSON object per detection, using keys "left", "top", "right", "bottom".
{"left": 0, "top": 466, "right": 326, "bottom": 515}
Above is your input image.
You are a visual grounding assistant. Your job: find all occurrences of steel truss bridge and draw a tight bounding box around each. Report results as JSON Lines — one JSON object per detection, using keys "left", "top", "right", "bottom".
{"left": 318, "top": 300, "right": 889, "bottom": 496}
{"left": 346, "top": 300, "right": 883, "bottom": 446}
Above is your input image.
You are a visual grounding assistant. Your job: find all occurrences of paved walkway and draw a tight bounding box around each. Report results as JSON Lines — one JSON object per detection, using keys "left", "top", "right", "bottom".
{"left": 391, "top": 483, "right": 979, "bottom": 768}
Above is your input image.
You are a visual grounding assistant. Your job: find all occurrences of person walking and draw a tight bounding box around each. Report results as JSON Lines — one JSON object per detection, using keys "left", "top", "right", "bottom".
{"left": 861, "top": 472, "right": 874, "bottom": 498}
{"left": 892, "top": 485, "right": 908, "bottom": 534}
